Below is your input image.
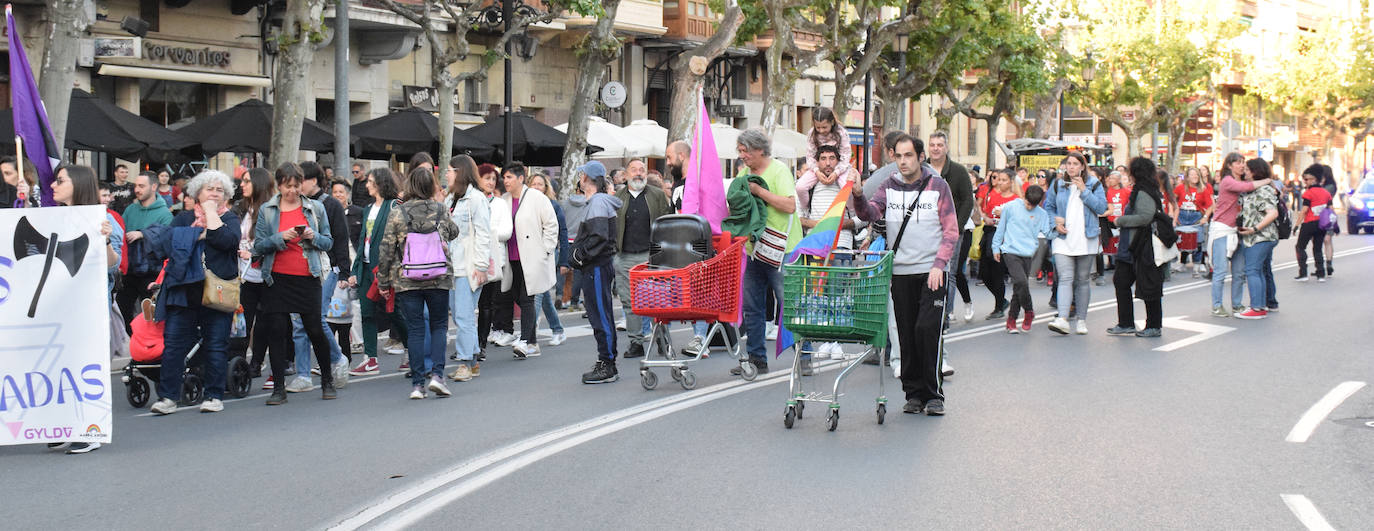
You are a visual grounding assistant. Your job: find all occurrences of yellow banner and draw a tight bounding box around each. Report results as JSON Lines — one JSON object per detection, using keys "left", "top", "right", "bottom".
{"left": 1018, "top": 154, "right": 1063, "bottom": 172}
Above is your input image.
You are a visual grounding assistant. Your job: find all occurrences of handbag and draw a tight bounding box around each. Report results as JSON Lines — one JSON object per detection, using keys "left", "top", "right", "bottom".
{"left": 202, "top": 255, "right": 241, "bottom": 313}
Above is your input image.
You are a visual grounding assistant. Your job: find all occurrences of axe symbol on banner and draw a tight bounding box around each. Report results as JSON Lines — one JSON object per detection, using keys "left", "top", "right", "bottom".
{"left": 13, "top": 216, "right": 89, "bottom": 318}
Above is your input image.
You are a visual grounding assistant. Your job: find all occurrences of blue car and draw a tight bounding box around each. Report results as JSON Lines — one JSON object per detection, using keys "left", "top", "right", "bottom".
{"left": 1348, "top": 177, "right": 1374, "bottom": 234}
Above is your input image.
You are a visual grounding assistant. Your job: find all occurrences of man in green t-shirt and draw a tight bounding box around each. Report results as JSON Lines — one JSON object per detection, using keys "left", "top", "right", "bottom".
{"left": 732, "top": 128, "right": 802, "bottom": 376}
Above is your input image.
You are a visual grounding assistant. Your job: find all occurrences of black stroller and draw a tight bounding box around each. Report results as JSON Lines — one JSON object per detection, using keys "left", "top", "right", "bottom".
{"left": 123, "top": 296, "right": 252, "bottom": 408}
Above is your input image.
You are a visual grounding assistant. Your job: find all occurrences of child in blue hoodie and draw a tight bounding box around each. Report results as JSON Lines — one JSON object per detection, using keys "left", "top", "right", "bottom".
{"left": 569, "top": 161, "right": 624, "bottom": 384}
{"left": 991, "top": 184, "right": 1053, "bottom": 333}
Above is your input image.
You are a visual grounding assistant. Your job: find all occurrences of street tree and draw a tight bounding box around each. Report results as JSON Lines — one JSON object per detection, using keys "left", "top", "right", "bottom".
{"left": 269, "top": 0, "right": 328, "bottom": 170}
{"left": 379, "top": 0, "right": 592, "bottom": 163}
{"left": 1246, "top": 0, "right": 1374, "bottom": 170}
{"left": 559, "top": 0, "right": 622, "bottom": 197}
{"left": 1067, "top": 0, "right": 1239, "bottom": 174}
{"left": 934, "top": 4, "right": 1052, "bottom": 169}
{"left": 37, "top": 0, "right": 91, "bottom": 156}
{"left": 823, "top": 1, "right": 928, "bottom": 121}
{"left": 665, "top": 0, "right": 746, "bottom": 144}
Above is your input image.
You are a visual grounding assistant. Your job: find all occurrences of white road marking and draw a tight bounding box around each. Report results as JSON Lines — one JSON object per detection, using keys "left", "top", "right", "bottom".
{"left": 329, "top": 244, "right": 1374, "bottom": 528}
{"left": 1281, "top": 494, "right": 1337, "bottom": 531}
{"left": 1150, "top": 316, "right": 1235, "bottom": 352}
{"left": 1286, "top": 381, "right": 1367, "bottom": 443}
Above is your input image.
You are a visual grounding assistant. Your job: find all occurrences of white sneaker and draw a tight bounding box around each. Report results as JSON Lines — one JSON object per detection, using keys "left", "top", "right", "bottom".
{"left": 66, "top": 442, "right": 101, "bottom": 454}
{"left": 385, "top": 339, "right": 405, "bottom": 354}
{"left": 1047, "top": 317, "right": 1071, "bottom": 335}
{"left": 766, "top": 323, "right": 778, "bottom": 341}
{"left": 285, "top": 377, "right": 315, "bottom": 393}
{"left": 515, "top": 341, "right": 541, "bottom": 357}
{"left": 681, "top": 336, "right": 707, "bottom": 358}
{"left": 812, "top": 343, "right": 830, "bottom": 360}
{"left": 549, "top": 332, "right": 567, "bottom": 346}
{"left": 409, "top": 385, "right": 425, "bottom": 400}
{"left": 199, "top": 398, "right": 223, "bottom": 413}
{"left": 941, "top": 360, "right": 954, "bottom": 377}
{"left": 825, "top": 342, "right": 844, "bottom": 360}
{"left": 962, "top": 303, "right": 975, "bottom": 322}
{"left": 332, "top": 363, "right": 350, "bottom": 389}
{"left": 1074, "top": 320, "right": 1089, "bottom": 335}
{"left": 491, "top": 331, "right": 517, "bottom": 347}
{"left": 150, "top": 397, "right": 177, "bottom": 415}
{"left": 427, "top": 376, "right": 452, "bottom": 397}
{"left": 615, "top": 319, "right": 627, "bottom": 331}
{"left": 892, "top": 358, "right": 901, "bottom": 379}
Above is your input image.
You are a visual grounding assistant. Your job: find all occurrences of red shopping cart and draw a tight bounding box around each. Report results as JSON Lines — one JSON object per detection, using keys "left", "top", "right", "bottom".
{"left": 629, "top": 232, "right": 750, "bottom": 390}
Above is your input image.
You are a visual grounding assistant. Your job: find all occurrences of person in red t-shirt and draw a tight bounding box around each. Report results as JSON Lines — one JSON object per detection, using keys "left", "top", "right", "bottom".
{"left": 1294, "top": 167, "right": 1332, "bottom": 280}
{"left": 1173, "top": 167, "right": 1214, "bottom": 275}
{"left": 978, "top": 169, "right": 1020, "bottom": 319}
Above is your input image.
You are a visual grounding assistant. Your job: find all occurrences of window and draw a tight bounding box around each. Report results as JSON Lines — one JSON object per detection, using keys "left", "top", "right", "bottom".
{"left": 967, "top": 117, "right": 977, "bottom": 156}
{"left": 140, "top": 0, "right": 160, "bottom": 33}
{"left": 139, "top": 79, "right": 212, "bottom": 128}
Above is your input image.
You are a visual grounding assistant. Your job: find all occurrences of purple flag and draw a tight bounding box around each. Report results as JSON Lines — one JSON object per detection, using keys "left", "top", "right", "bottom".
{"left": 9, "top": 5, "right": 62, "bottom": 207}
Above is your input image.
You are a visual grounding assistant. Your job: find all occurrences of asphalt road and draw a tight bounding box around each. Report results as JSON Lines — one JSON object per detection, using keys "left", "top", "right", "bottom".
{"left": 6, "top": 235, "right": 1373, "bottom": 530}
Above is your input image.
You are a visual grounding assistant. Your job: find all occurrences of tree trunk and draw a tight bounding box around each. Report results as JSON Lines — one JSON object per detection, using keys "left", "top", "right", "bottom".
{"left": 559, "top": 0, "right": 622, "bottom": 199}
{"left": 269, "top": 0, "right": 327, "bottom": 170}
{"left": 38, "top": 0, "right": 89, "bottom": 155}
{"left": 985, "top": 116, "right": 1000, "bottom": 170}
{"left": 665, "top": 1, "right": 743, "bottom": 144}
{"left": 759, "top": 37, "right": 792, "bottom": 136}
{"left": 1030, "top": 81, "right": 1067, "bottom": 139}
{"left": 435, "top": 70, "right": 456, "bottom": 162}
{"left": 1165, "top": 119, "right": 1186, "bottom": 176}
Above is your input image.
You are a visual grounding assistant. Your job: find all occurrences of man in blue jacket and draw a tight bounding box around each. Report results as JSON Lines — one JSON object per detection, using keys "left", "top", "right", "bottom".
{"left": 570, "top": 162, "right": 624, "bottom": 384}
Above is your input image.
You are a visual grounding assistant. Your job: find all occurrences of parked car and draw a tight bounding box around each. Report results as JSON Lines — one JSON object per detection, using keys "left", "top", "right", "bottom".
{"left": 1347, "top": 177, "right": 1374, "bottom": 234}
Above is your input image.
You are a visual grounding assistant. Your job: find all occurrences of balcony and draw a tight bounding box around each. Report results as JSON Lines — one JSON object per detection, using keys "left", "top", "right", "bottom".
{"left": 751, "top": 29, "right": 824, "bottom": 52}
{"left": 662, "top": 0, "right": 720, "bottom": 42}
{"left": 561, "top": 0, "right": 667, "bottom": 37}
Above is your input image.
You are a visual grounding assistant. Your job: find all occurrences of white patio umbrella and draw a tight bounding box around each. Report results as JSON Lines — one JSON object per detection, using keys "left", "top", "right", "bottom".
{"left": 772, "top": 128, "right": 809, "bottom": 160}
{"left": 712, "top": 123, "right": 742, "bottom": 159}
{"left": 622, "top": 119, "right": 668, "bottom": 157}
{"left": 555, "top": 116, "right": 653, "bottom": 160}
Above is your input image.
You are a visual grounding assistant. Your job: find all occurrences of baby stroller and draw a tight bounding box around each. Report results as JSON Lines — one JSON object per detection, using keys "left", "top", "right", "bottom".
{"left": 123, "top": 291, "right": 252, "bottom": 408}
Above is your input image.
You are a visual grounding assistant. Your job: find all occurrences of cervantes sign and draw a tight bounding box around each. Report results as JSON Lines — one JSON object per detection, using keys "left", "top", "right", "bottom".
{"left": 143, "top": 41, "right": 232, "bottom": 68}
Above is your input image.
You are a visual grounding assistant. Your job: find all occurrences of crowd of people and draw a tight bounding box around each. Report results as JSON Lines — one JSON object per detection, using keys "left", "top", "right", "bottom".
{"left": 0, "top": 105, "right": 1358, "bottom": 452}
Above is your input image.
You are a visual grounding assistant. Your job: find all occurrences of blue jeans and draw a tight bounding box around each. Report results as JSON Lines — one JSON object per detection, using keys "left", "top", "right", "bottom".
{"left": 450, "top": 279, "right": 480, "bottom": 362}
{"left": 1209, "top": 234, "right": 1246, "bottom": 308}
{"left": 398, "top": 289, "right": 448, "bottom": 385}
{"left": 159, "top": 304, "right": 232, "bottom": 400}
{"left": 1242, "top": 240, "right": 1277, "bottom": 309}
{"left": 1262, "top": 251, "right": 1277, "bottom": 308}
{"left": 743, "top": 257, "right": 786, "bottom": 364}
{"left": 292, "top": 270, "right": 345, "bottom": 376}
{"left": 534, "top": 288, "right": 565, "bottom": 334}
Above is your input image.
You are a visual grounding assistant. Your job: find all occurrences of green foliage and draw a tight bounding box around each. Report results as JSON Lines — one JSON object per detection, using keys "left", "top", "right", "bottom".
{"left": 548, "top": 0, "right": 606, "bottom": 18}
{"left": 932, "top": 1, "right": 1052, "bottom": 106}
{"left": 1246, "top": 0, "right": 1374, "bottom": 134}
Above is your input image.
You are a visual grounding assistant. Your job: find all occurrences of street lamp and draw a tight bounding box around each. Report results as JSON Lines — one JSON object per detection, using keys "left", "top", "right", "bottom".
{"left": 1059, "top": 52, "right": 1096, "bottom": 142}
{"left": 474, "top": 0, "right": 550, "bottom": 167}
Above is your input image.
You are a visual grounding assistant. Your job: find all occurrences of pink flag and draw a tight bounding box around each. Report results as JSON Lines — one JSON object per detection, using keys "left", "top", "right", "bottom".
{"left": 682, "top": 91, "right": 729, "bottom": 234}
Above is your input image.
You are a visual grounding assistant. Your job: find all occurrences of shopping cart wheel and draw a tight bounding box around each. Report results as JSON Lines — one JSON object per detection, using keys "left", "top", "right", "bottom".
{"left": 227, "top": 356, "right": 251, "bottom": 398}
{"left": 180, "top": 373, "right": 204, "bottom": 406}
{"left": 784, "top": 405, "right": 796, "bottom": 429}
{"left": 640, "top": 370, "right": 658, "bottom": 390}
{"left": 126, "top": 377, "right": 150, "bottom": 408}
{"left": 827, "top": 409, "right": 839, "bottom": 431}
{"left": 795, "top": 400, "right": 804, "bottom": 419}
{"left": 679, "top": 370, "right": 697, "bottom": 390}
{"left": 876, "top": 403, "right": 886, "bottom": 425}
{"left": 738, "top": 360, "right": 758, "bottom": 382}
{"left": 670, "top": 367, "right": 683, "bottom": 382}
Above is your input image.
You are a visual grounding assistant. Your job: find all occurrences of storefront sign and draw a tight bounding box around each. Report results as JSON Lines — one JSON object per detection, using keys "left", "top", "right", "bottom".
{"left": 403, "top": 85, "right": 441, "bottom": 112}
{"left": 716, "top": 104, "right": 744, "bottom": 118}
{"left": 143, "top": 41, "right": 231, "bottom": 68}
{"left": 1018, "top": 154, "right": 1064, "bottom": 172}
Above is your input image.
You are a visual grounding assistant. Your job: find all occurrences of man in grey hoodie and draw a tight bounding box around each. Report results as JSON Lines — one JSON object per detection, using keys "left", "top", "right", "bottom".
{"left": 563, "top": 185, "right": 591, "bottom": 311}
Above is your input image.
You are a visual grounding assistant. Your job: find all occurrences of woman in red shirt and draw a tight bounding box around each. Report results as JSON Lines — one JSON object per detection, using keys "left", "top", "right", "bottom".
{"left": 978, "top": 169, "right": 1020, "bottom": 319}
{"left": 1173, "top": 167, "right": 1214, "bottom": 277}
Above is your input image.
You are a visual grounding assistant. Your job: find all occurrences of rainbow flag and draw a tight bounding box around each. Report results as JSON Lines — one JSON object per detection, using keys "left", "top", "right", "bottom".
{"left": 785, "top": 181, "right": 853, "bottom": 263}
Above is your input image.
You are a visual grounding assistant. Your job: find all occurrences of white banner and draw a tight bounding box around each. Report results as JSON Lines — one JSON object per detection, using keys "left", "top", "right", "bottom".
{"left": 0, "top": 205, "right": 113, "bottom": 446}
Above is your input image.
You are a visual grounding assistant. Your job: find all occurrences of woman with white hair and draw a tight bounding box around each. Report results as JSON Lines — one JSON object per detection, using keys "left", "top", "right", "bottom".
{"left": 147, "top": 170, "right": 243, "bottom": 416}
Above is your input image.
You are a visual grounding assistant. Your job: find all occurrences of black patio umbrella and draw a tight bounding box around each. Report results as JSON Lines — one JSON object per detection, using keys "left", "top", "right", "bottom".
{"left": 350, "top": 107, "right": 495, "bottom": 161}
{"left": 463, "top": 112, "right": 601, "bottom": 167}
{"left": 178, "top": 98, "right": 340, "bottom": 155}
{"left": 0, "top": 89, "right": 200, "bottom": 164}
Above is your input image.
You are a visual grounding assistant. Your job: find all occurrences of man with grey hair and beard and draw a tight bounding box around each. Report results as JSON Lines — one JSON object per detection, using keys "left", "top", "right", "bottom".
{"left": 613, "top": 158, "right": 672, "bottom": 358}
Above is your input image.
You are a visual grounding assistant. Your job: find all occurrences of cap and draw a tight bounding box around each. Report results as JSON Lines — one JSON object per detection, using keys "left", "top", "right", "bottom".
{"left": 579, "top": 160, "right": 607, "bottom": 178}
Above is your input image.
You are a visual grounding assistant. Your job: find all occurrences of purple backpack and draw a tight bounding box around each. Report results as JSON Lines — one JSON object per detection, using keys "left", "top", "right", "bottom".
{"left": 401, "top": 217, "right": 447, "bottom": 280}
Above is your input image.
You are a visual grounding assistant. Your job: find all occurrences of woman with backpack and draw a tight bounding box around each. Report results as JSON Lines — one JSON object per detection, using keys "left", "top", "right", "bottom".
{"left": 377, "top": 167, "right": 460, "bottom": 399}
{"left": 445, "top": 155, "right": 491, "bottom": 382}
{"left": 1233, "top": 159, "right": 1283, "bottom": 319}
{"left": 1207, "top": 152, "right": 1273, "bottom": 317}
{"left": 254, "top": 162, "right": 337, "bottom": 406}
{"left": 1041, "top": 152, "right": 1107, "bottom": 336}
{"left": 1107, "top": 157, "right": 1166, "bottom": 337}
{"left": 1294, "top": 164, "right": 1333, "bottom": 282}
{"left": 1318, "top": 164, "right": 1339, "bottom": 276}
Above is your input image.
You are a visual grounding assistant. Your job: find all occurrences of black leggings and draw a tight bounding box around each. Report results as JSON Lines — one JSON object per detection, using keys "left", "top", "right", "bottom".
{"left": 979, "top": 226, "right": 1006, "bottom": 310}
{"left": 241, "top": 281, "right": 270, "bottom": 372}
{"left": 1114, "top": 263, "right": 1162, "bottom": 330}
{"left": 478, "top": 282, "right": 498, "bottom": 348}
{"left": 329, "top": 322, "right": 352, "bottom": 363}
{"left": 953, "top": 230, "right": 972, "bottom": 304}
{"left": 1295, "top": 221, "right": 1325, "bottom": 278}
{"left": 266, "top": 311, "right": 333, "bottom": 386}
{"left": 493, "top": 260, "right": 537, "bottom": 342}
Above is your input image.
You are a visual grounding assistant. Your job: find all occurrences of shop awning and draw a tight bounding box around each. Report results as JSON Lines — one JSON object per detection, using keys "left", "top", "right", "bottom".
{"left": 96, "top": 64, "right": 272, "bottom": 88}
